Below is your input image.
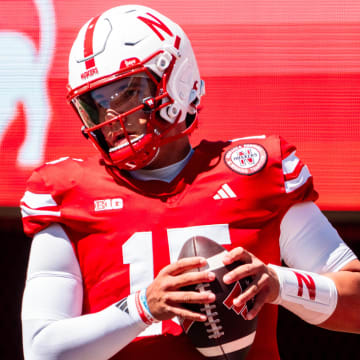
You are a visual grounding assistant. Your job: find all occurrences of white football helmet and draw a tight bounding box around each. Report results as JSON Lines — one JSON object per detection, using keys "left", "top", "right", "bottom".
{"left": 67, "top": 5, "right": 205, "bottom": 170}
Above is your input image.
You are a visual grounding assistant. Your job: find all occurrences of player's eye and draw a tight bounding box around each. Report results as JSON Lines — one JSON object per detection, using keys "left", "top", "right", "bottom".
{"left": 124, "top": 88, "right": 139, "bottom": 98}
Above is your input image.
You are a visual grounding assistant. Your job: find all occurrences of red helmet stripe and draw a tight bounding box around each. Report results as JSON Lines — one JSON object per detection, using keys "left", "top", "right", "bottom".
{"left": 84, "top": 15, "right": 100, "bottom": 70}
{"left": 174, "top": 35, "right": 181, "bottom": 49}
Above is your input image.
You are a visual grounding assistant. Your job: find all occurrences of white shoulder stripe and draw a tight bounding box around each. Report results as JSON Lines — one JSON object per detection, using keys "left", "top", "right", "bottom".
{"left": 230, "top": 135, "right": 266, "bottom": 143}
{"left": 282, "top": 151, "right": 300, "bottom": 175}
{"left": 196, "top": 331, "right": 256, "bottom": 356}
{"left": 284, "top": 165, "right": 311, "bottom": 193}
{"left": 21, "top": 205, "right": 61, "bottom": 218}
{"left": 21, "top": 191, "right": 58, "bottom": 209}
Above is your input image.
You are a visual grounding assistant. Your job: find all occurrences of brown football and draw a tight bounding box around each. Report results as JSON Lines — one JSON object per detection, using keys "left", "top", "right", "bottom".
{"left": 177, "top": 236, "right": 257, "bottom": 360}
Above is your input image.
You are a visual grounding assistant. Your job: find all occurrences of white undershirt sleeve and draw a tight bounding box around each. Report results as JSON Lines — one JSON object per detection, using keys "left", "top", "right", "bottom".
{"left": 279, "top": 202, "right": 357, "bottom": 273}
{"left": 22, "top": 223, "right": 148, "bottom": 360}
{"left": 274, "top": 202, "right": 357, "bottom": 324}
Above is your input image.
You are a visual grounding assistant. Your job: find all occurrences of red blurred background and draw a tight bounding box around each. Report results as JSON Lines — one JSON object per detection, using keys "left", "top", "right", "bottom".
{"left": 0, "top": 1, "right": 359, "bottom": 359}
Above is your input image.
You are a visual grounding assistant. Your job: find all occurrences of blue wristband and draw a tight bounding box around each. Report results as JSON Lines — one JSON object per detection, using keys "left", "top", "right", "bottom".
{"left": 139, "top": 288, "right": 159, "bottom": 323}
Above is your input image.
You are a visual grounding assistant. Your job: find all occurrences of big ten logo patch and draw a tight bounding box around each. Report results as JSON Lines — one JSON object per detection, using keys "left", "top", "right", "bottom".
{"left": 94, "top": 198, "right": 123, "bottom": 211}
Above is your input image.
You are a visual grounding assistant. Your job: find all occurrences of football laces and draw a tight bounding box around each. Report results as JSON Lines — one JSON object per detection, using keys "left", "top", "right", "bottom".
{"left": 197, "top": 283, "right": 224, "bottom": 339}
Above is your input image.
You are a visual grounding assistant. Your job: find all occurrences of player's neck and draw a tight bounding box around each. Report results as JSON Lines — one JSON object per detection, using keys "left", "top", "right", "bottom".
{"left": 130, "top": 147, "right": 193, "bottom": 183}
{"left": 144, "top": 136, "right": 192, "bottom": 170}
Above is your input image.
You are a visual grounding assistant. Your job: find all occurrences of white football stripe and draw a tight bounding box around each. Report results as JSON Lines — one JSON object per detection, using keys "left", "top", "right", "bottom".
{"left": 206, "top": 251, "right": 228, "bottom": 271}
{"left": 222, "top": 184, "right": 236, "bottom": 198}
{"left": 284, "top": 165, "right": 311, "bottom": 193}
{"left": 282, "top": 151, "right": 300, "bottom": 175}
{"left": 21, "top": 191, "right": 58, "bottom": 209}
{"left": 21, "top": 205, "right": 61, "bottom": 218}
{"left": 196, "top": 331, "right": 256, "bottom": 356}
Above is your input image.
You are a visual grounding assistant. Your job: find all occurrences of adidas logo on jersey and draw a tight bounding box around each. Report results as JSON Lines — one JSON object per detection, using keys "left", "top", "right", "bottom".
{"left": 94, "top": 198, "right": 123, "bottom": 211}
{"left": 213, "top": 184, "right": 237, "bottom": 200}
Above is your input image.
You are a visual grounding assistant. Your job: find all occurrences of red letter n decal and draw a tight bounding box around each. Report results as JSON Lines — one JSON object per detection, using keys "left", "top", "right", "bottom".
{"left": 223, "top": 281, "right": 248, "bottom": 319}
{"left": 181, "top": 318, "right": 194, "bottom": 334}
{"left": 137, "top": 13, "right": 173, "bottom": 41}
{"left": 293, "top": 271, "right": 316, "bottom": 300}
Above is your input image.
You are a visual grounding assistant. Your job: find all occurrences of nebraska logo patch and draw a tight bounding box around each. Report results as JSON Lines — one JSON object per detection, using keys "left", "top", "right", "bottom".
{"left": 225, "top": 144, "right": 267, "bottom": 175}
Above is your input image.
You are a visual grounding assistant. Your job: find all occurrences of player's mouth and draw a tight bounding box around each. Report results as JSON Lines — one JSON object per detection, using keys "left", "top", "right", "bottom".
{"left": 109, "top": 133, "right": 145, "bottom": 152}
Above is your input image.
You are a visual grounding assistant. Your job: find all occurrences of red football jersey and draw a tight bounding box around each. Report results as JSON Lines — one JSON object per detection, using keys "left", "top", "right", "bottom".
{"left": 21, "top": 135, "right": 318, "bottom": 360}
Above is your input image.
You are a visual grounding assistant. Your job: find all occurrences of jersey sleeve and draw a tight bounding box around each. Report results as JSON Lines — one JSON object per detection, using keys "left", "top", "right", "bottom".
{"left": 279, "top": 136, "right": 319, "bottom": 204}
{"left": 280, "top": 202, "right": 357, "bottom": 272}
{"left": 20, "top": 157, "right": 83, "bottom": 238}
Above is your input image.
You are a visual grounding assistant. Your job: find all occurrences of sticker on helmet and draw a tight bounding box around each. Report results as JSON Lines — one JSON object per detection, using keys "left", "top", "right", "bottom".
{"left": 224, "top": 144, "right": 267, "bottom": 175}
{"left": 120, "top": 57, "right": 141, "bottom": 69}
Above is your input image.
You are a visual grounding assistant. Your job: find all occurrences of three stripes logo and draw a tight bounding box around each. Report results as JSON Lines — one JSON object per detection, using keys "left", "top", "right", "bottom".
{"left": 213, "top": 184, "right": 237, "bottom": 200}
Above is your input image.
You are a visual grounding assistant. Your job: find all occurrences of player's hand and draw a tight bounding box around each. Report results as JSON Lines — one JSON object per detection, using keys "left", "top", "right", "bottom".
{"left": 222, "top": 247, "right": 280, "bottom": 320}
{"left": 146, "top": 257, "right": 216, "bottom": 322}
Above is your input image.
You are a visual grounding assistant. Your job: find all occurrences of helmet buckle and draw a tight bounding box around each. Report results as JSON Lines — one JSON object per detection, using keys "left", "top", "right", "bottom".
{"left": 156, "top": 51, "right": 172, "bottom": 72}
{"left": 167, "top": 103, "right": 180, "bottom": 120}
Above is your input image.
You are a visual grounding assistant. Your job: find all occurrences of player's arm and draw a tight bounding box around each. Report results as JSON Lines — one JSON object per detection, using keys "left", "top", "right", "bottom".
{"left": 273, "top": 201, "right": 360, "bottom": 333}
{"left": 221, "top": 202, "right": 360, "bottom": 333}
{"left": 22, "top": 223, "right": 215, "bottom": 360}
{"left": 320, "top": 259, "right": 360, "bottom": 331}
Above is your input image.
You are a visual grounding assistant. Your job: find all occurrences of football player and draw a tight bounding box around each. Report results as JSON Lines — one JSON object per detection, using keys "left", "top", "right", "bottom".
{"left": 20, "top": 5, "right": 360, "bottom": 360}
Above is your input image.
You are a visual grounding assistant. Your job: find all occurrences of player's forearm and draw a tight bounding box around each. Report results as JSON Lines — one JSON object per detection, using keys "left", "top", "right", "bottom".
{"left": 23, "top": 296, "right": 148, "bottom": 360}
{"left": 321, "top": 269, "right": 360, "bottom": 333}
{"left": 268, "top": 261, "right": 360, "bottom": 334}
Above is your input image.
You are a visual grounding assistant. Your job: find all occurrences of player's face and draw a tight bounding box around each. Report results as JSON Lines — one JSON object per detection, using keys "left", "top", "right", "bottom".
{"left": 73, "top": 74, "right": 158, "bottom": 151}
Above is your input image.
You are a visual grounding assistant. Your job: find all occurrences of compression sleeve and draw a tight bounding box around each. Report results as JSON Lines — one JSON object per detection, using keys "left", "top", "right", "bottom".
{"left": 22, "top": 224, "right": 148, "bottom": 360}
{"left": 279, "top": 201, "right": 357, "bottom": 273}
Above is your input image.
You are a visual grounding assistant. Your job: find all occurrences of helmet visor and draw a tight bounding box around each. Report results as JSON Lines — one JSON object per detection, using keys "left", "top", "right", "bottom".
{"left": 72, "top": 73, "right": 158, "bottom": 152}
{"left": 72, "top": 73, "right": 157, "bottom": 127}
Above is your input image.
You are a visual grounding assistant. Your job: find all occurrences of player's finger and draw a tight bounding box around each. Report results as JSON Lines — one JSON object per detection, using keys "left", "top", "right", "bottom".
{"left": 163, "top": 257, "right": 207, "bottom": 276}
{"left": 170, "top": 270, "right": 216, "bottom": 289}
{"left": 166, "top": 290, "right": 216, "bottom": 304}
{"left": 233, "top": 274, "right": 267, "bottom": 306}
{"left": 169, "top": 305, "right": 207, "bottom": 322}
{"left": 222, "top": 247, "right": 251, "bottom": 266}
{"left": 223, "top": 261, "right": 264, "bottom": 284}
{"left": 244, "top": 289, "right": 268, "bottom": 320}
